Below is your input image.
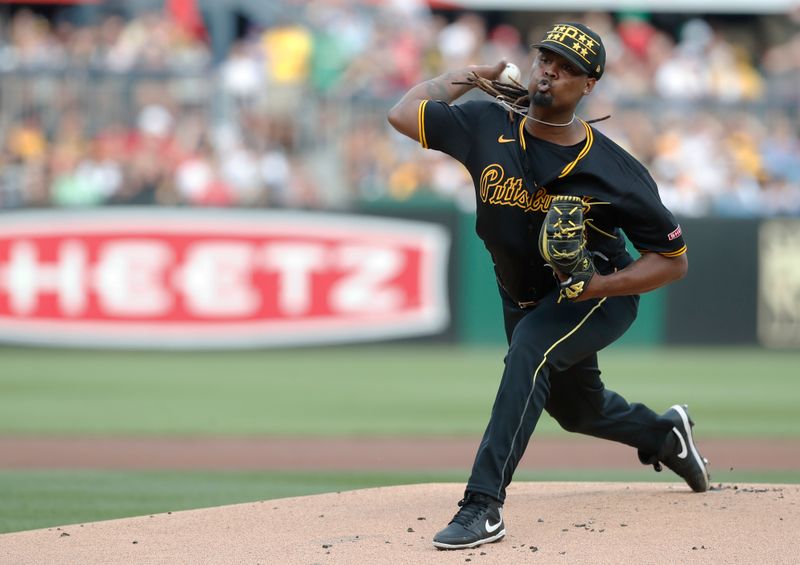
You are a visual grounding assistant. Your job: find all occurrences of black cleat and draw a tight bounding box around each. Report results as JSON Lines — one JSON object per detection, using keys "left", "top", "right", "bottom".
{"left": 650, "top": 404, "right": 711, "bottom": 492}
{"left": 432, "top": 492, "right": 506, "bottom": 550}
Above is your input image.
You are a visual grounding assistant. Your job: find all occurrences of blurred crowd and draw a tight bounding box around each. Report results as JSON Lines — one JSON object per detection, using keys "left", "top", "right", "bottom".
{"left": 0, "top": 1, "right": 799, "bottom": 217}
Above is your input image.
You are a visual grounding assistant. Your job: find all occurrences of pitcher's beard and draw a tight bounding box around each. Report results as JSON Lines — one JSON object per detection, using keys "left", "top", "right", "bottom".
{"left": 532, "top": 91, "right": 554, "bottom": 107}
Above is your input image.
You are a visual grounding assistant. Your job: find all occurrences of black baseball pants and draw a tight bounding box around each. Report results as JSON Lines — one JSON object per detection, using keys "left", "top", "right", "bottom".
{"left": 466, "top": 286, "right": 674, "bottom": 503}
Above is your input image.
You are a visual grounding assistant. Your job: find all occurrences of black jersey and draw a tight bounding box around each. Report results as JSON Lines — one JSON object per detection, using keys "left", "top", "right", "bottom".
{"left": 418, "top": 99, "right": 686, "bottom": 305}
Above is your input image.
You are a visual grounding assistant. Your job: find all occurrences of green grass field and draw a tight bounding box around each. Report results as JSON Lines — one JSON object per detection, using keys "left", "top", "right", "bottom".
{"left": 1, "top": 345, "right": 799, "bottom": 437}
{"left": 1, "top": 345, "right": 798, "bottom": 533}
{"left": 1, "top": 468, "right": 796, "bottom": 534}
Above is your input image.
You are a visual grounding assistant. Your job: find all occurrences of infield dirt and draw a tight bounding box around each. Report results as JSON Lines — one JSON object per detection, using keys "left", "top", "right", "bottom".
{"left": 2, "top": 436, "right": 799, "bottom": 563}
{"left": 1, "top": 481, "right": 798, "bottom": 564}
{"left": 2, "top": 436, "right": 799, "bottom": 470}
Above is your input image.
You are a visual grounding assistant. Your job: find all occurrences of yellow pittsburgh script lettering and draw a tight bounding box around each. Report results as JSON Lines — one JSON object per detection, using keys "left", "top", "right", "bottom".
{"left": 479, "top": 164, "right": 557, "bottom": 213}
{"left": 479, "top": 164, "right": 503, "bottom": 203}
{"left": 490, "top": 177, "right": 522, "bottom": 205}
{"left": 531, "top": 188, "right": 555, "bottom": 213}
{"left": 512, "top": 185, "right": 529, "bottom": 207}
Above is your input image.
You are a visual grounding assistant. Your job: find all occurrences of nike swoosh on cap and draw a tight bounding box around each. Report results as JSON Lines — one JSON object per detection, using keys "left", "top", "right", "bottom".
{"left": 497, "top": 135, "right": 516, "bottom": 143}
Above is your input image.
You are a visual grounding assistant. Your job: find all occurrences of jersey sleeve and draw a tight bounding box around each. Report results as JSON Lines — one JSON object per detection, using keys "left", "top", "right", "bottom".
{"left": 418, "top": 99, "right": 485, "bottom": 163}
{"left": 617, "top": 166, "right": 686, "bottom": 257}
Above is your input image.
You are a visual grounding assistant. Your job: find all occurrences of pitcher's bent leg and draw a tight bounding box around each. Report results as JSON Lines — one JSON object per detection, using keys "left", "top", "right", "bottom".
{"left": 466, "top": 295, "right": 636, "bottom": 502}
{"left": 545, "top": 356, "right": 673, "bottom": 455}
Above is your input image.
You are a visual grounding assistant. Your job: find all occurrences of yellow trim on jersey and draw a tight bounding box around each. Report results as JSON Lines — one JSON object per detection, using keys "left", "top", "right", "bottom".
{"left": 636, "top": 245, "right": 688, "bottom": 257}
{"left": 585, "top": 219, "right": 617, "bottom": 239}
{"left": 558, "top": 120, "right": 593, "bottom": 178}
{"left": 661, "top": 245, "right": 687, "bottom": 258}
{"left": 520, "top": 117, "right": 592, "bottom": 178}
{"left": 497, "top": 296, "right": 608, "bottom": 500}
{"left": 418, "top": 99, "right": 429, "bottom": 149}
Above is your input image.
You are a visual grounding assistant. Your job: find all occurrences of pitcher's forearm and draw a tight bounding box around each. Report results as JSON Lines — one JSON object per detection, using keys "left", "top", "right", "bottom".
{"left": 582, "top": 252, "right": 688, "bottom": 300}
{"left": 415, "top": 68, "right": 482, "bottom": 103}
{"left": 388, "top": 62, "right": 505, "bottom": 140}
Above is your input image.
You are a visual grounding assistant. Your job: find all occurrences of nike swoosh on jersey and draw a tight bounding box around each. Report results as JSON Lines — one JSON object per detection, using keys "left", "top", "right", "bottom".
{"left": 672, "top": 427, "right": 688, "bottom": 459}
{"left": 497, "top": 135, "right": 516, "bottom": 143}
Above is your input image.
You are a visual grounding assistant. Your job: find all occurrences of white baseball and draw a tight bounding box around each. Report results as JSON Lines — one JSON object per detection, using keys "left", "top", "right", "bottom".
{"left": 498, "top": 63, "right": 521, "bottom": 85}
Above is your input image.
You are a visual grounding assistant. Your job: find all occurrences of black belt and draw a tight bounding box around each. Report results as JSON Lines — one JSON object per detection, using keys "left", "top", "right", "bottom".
{"left": 497, "top": 276, "right": 542, "bottom": 310}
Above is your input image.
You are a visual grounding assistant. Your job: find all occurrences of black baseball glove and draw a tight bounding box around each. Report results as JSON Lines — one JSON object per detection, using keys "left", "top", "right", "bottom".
{"left": 538, "top": 195, "right": 595, "bottom": 302}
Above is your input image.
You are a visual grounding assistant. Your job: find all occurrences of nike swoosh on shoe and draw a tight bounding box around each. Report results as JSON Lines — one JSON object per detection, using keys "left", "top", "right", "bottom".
{"left": 672, "top": 427, "right": 688, "bottom": 459}
{"left": 485, "top": 508, "right": 503, "bottom": 533}
{"left": 485, "top": 519, "right": 502, "bottom": 533}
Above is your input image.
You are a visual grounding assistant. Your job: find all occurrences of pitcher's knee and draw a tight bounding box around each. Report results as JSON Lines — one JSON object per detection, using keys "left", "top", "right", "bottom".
{"left": 504, "top": 346, "right": 549, "bottom": 387}
{"left": 506, "top": 339, "right": 546, "bottom": 366}
{"left": 548, "top": 409, "right": 588, "bottom": 433}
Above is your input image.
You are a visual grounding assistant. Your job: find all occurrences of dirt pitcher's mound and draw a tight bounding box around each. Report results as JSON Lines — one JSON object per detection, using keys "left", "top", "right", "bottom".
{"left": 1, "top": 482, "right": 798, "bottom": 564}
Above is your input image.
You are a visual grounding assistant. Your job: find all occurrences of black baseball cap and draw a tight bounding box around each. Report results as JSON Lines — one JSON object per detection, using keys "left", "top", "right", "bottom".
{"left": 532, "top": 22, "right": 606, "bottom": 79}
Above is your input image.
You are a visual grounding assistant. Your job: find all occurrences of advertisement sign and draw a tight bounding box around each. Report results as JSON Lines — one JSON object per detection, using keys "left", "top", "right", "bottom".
{"left": 0, "top": 209, "right": 450, "bottom": 348}
{"left": 758, "top": 219, "right": 800, "bottom": 348}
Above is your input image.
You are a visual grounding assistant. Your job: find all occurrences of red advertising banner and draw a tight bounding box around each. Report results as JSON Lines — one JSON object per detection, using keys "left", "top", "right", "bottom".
{"left": 0, "top": 209, "right": 450, "bottom": 348}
